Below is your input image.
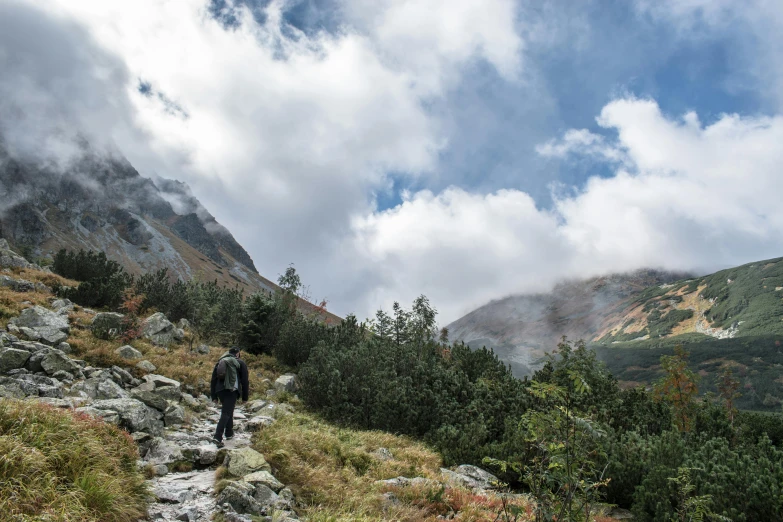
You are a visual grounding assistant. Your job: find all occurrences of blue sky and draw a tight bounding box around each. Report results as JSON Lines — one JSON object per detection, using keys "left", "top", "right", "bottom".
{"left": 3, "top": 0, "right": 783, "bottom": 322}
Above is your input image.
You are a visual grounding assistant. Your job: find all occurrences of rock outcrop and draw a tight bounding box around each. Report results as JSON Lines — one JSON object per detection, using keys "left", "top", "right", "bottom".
{"left": 142, "top": 313, "right": 185, "bottom": 347}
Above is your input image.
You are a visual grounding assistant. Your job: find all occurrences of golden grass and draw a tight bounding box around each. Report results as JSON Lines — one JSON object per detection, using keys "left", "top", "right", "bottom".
{"left": 252, "top": 412, "right": 531, "bottom": 522}
{"left": 0, "top": 399, "right": 147, "bottom": 521}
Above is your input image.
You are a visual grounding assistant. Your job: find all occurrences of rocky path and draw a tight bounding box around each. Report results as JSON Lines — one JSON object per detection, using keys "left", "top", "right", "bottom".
{"left": 145, "top": 405, "right": 255, "bottom": 521}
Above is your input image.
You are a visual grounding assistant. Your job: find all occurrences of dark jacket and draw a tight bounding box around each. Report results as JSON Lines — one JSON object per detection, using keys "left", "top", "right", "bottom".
{"left": 210, "top": 354, "right": 249, "bottom": 402}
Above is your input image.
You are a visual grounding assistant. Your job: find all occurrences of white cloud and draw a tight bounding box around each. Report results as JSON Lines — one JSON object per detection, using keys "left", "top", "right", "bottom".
{"left": 349, "top": 98, "right": 783, "bottom": 322}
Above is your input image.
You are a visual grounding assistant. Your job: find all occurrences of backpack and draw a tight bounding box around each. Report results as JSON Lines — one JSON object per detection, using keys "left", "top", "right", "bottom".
{"left": 216, "top": 354, "right": 241, "bottom": 391}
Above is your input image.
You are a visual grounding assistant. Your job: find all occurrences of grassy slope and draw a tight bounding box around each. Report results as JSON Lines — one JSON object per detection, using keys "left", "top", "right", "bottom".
{"left": 0, "top": 400, "right": 147, "bottom": 522}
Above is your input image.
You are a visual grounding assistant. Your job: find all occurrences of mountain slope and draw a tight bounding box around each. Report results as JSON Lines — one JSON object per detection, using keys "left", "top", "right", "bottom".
{"left": 447, "top": 269, "right": 689, "bottom": 375}
{"left": 0, "top": 138, "right": 277, "bottom": 293}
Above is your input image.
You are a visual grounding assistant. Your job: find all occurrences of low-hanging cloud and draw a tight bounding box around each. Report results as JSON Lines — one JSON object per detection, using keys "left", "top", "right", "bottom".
{"left": 350, "top": 98, "right": 783, "bottom": 322}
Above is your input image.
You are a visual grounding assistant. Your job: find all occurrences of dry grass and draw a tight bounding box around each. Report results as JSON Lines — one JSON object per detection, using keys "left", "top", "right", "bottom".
{"left": 252, "top": 412, "right": 532, "bottom": 522}
{"left": 0, "top": 399, "right": 147, "bottom": 521}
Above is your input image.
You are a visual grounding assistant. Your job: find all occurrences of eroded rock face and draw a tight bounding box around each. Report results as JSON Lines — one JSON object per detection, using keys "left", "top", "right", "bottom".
{"left": 0, "top": 239, "right": 33, "bottom": 269}
{"left": 274, "top": 374, "right": 297, "bottom": 393}
{"left": 142, "top": 313, "right": 185, "bottom": 346}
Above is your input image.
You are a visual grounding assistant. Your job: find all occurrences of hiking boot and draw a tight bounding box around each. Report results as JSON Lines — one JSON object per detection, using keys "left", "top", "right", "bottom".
{"left": 225, "top": 434, "right": 235, "bottom": 441}
{"left": 212, "top": 437, "right": 224, "bottom": 448}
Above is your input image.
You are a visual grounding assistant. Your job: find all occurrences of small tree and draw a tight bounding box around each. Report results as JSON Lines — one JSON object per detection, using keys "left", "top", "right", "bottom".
{"left": 654, "top": 345, "right": 699, "bottom": 433}
{"left": 716, "top": 366, "right": 741, "bottom": 428}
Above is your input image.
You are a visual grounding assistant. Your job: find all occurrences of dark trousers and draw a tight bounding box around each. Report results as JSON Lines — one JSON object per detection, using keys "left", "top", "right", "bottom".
{"left": 215, "top": 389, "right": 238, "bottom": 441}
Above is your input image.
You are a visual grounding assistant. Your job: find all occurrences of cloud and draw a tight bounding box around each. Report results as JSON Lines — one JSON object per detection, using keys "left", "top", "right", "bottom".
{"left": 348, "top": 98, "right": 783, "bottom": 322}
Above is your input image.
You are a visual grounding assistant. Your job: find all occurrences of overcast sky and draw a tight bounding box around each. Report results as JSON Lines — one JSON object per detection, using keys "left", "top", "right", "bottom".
{"left": 2, "top": 0, "right": 783, "bottom": 323}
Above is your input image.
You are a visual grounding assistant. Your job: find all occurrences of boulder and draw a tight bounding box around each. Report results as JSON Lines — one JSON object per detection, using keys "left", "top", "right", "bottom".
{"left": 51, "top": 299, "right": 74, "bottom": 314}
{"left": 10, "top": 374, "right": 64, "bottom": 398}
{"left": 176, "top": 507, "right": 198, "bottom": 522}
{"left": 195, "top": 344, "right": 210, "bottom": 355}
{"left": 164, "top": 404, "right": 185, "bottom": 426}
{"left": 10, "top": 306, "right": 69, "bottom": 333}
{"left": 51, "top": 370, "right": 74, "bottom": 383}
{"left": 177, "top": 318, "right": 190, "bottom": 330}
{"left": 142, "top": 312, "right": 183, "bottom": 346}
{"left": 91, "top": 312, "right": 125, "bottom": 340}
{"left": 243, "top": 471, "right": 284, "bottom": 493}
{"left": 0, "top": 332, "right": 19, "bottom": 347}
{"left": 91, "top": 398, "right": 165, "bottom": 435}
{"left": 130, "top": 389, "right": 168, "bottom": 411}
{"left": 274, "top": 374, "right": 297, "bottom": 393}
{"left": 136, "top": 360, "right": 157, "bottom": 373}
{"left": 226, "top": 447, "right": 272, "bottom": 477}
{"left": 215, "top": 483, "right": 265, "bottom": 516}
{"left": 56, "top": 342, "right": 71, "bottom": 354}
{"left": 144, "top": 437, "right": 185, "bottom": 465}
{"left": 0, "top": 347, "right": 31, "bottom": 373}
{"left": 75, "top": 406, "right": 121, "bottom": 425}
{"left": 154, "top": 483, "right": 194, "bottom": 504}
{"left": 111, "top": 365, "right": 134, "bottom": 384}
{"left": 441, "top": 465, "right": 500, "bottom": 491}
{"left": 39, "top": 349, "right": 82, "bottom": 376}
{"left": 0, "top": 239, "right": 33, "bottom": 269}
{"left": 143, "top": 374, "right": 181, "bottom": 389}
{"left": 95, "top": 378, "right": 130, "bottom": 400}
{"left": 115, "top": 345, "right": 142, "bottom": 360}
{"left": 0, "top": 275, "right": 35, "bottom": 292}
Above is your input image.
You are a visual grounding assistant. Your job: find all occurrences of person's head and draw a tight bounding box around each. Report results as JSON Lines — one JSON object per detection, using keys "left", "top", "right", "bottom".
{"left": 229, "top": 346, "right": 241, "bottom": 357}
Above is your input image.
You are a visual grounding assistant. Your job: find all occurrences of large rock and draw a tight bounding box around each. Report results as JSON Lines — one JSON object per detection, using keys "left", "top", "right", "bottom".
{"left": 1, "top": 374, "right": 63, "bottom": 398}
{"left": 51, "top": 299, "right": 74, "bottom": 314}
{"left": 274, "top": 374, "right": 297, "bottom": 393}
{"left": 441, "top": 465, "right": 500, "bottom": 491}
{"left": 142, "top": 313, "right": 184, "bottom": 346}
{"left": 226, "top": 447, "right": 271, "bottom": 477}
{"left": 91, "top": 312, "right": 125, "bottom": 340}
{"left": 215, "top": 483, "right": 265, "bottom": 517}
{"left": 91, "top": 398, "right": 165, "bottom": 435}
{"left": 75, "top": 406, "right": 121, "bottom": 425}
{"left": 0, "top": 275, "right": 35, "bottom": 292}
{"left": 0, "top": 239, "right": 33, "bottom": 269}
{"left": 0, "top": 347, "right": 31, "bottom": 373}
{"left": 39, "top": 348, "right": 82, "bottom": 376}
{"left": 115, "top": 345, "right": 142, "bottom": 359}
{"left": 130, "top": 388, "right": 169, "bottom": 411}
{"left": 164, "top": 404, "right": 185, "bottom": 426}
{"left": 136, "top": 360, "right": 157, "bottom": 373}
{"left": 144, "top": 374, "right": 182, "bottom": 389}
{"left": 9, "top": 306, "right": 69, "bottom": 333}
{"left": 144, "top": 437, "right": 185, "bottom": 465}
{"left": 243, "top": 471, "right": 284, "bottom": 493}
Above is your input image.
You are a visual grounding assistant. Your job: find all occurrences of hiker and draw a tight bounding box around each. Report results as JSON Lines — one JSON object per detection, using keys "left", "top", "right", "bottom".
{"left": 210, "top": 346, "right": 249, "bottom": 448}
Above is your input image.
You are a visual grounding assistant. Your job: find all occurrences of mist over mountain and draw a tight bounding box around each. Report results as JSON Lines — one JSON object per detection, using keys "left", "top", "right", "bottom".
{"left": 0, "top": 132, "right": 274, "bottom": 293}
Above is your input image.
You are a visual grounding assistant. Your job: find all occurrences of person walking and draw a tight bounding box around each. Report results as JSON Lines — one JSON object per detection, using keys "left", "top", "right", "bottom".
{"left": 210, "top": 346, "right": 249, "bottom": 448}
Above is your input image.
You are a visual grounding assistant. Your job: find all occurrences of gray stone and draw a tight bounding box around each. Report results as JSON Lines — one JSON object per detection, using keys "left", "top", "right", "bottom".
{"left": 142, "top": 312, "right": 182, "bottom": 346}
{"left": 10, "top": 306, "right": 69, "bottom": 333}
{"left": 246, "top": 415, "right": 276, "bottom": 432}
{"left": 0, "top": 347, "right": 31, "bottom": 373}
{"left": 32, "top": 397, "right": 73, "bottom": 408}
{"left": 136, "top": 360, "right": 157, "bottom": 373}
{"left": 51, "top": 299, "right": 74, "bottom": 314}
{"left": 215, "top": 484, "right": 265, "bottom": 516}
{"left": 131, "top": 389, "right": 169, "bottom": 411}
{"left": 111, "top": 366, "right": 134, "bottom": 385}
{"left": 144, "top": 437, "right": 185, "bottom": 465}
{"left": 252, "top": 484, "right": 279, "bottom": 506}
{"left": 227, "top": 447, "right": 272, "bottom": 477}
{"left": 274, "top": 374, "right": 297, "bottom": 393}
{"left": 75, "top": 406, "right": 121, "bottom": 425}
{"left": 51, "top": 370, "right": 74, "bottom": 382}
{"left": 152, "top": 464, "right": 169, "bottom": 477}
{"left": 116, "top": 345, "right": 142, "bottom": 359}
{"left": 197, "top": 445, "right": 218, "bottom": 465}
{"left": 95, "top": 378, "right": 130, "bottom": 400}
{"left": 91, "top": 398, "right": 165, "bottom": 435}
{"left": 40, "top": 349, "right": 82, "bottom": 376}
{"left": 18, "top": 326, "right": 42, "bottom": 342}
{"left": 373, "top": 448, "right": 394, "bottom": 461}
{"left": 441, "top": 465, "right": 500, "bottom": 491}
{"left": 91, "top": 312, "right": 125, "bottom": 340}
{"left": 56, "top": 342, "right": 71, "bottom": 354}
{"left": 36, "top": 326, "right": 68, "bottom": 346}
{"left": 0, "top": 275, "right": 35, "bottom": 292}
{"left": 176, "top": 507, "right": 198, "bottom": 521}
{"left": 180, "top": 392, "right": 200, "bottom": 409}
{"left": 0, "top": 239, "right": 33, "bottom": 269}
{"left": 195, "top": 343, "right": 210, "bottom": 354}
{"left": 246, "top": 400, "right": 268, "bottom": 413}
{"left": 143, "top": 374, "right": 181, "bottom": 389}
{"left": 244, "top": 470, "right": 284, "bottom": 492}
{"left": 177, "top": 318, "right": 190, "bottom": 330}
{"left": 154, "top": 483, "right": 194, "bottom": 504}
{"left": 164, "top": 404, "right": 185, "bottom": 426}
